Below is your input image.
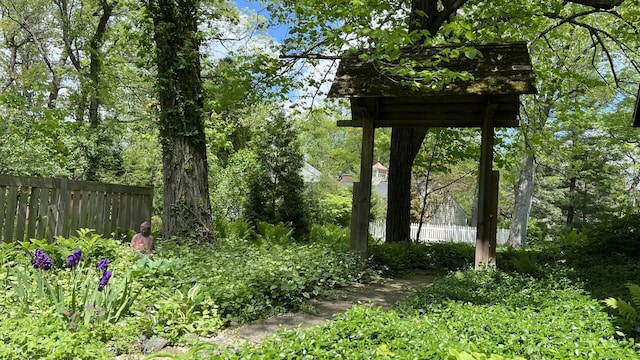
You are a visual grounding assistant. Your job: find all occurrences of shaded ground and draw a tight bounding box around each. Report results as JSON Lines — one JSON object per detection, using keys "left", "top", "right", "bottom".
{"left": 145, "top": 270, "right": 437, "bottom": 357}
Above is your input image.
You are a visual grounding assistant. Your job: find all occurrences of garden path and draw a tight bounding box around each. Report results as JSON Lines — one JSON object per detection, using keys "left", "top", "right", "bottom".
{"left": 156, "top": 270, "right": 437, "bottom": 356}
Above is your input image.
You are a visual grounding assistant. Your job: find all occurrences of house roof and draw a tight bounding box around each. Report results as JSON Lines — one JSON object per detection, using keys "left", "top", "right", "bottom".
{"left": 328, "top": 42, "right": 537, "bottom": 128}
{"left": 373, "top": 162, "right": 388, "bottom": 170}
{"left": 301, "top": 162, "right": 321, "bottom": 183}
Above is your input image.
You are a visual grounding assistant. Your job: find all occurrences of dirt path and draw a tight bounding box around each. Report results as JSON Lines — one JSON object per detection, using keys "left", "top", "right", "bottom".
{"left": 153, "top": 270, "right": 437, "bottom": 356}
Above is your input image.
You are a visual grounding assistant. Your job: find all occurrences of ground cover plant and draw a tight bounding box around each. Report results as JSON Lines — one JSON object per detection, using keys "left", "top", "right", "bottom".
{"left": 217, "top": 269, "right": 639, "bottom": 359}
{"left": 0, "top": 223, "right": 373, "bottom": 359}
{"left": 209, "top": 221, "right": 640, "bottom": 360}
{"left": 3, "top": 216, "right": 640, "bottom": 359}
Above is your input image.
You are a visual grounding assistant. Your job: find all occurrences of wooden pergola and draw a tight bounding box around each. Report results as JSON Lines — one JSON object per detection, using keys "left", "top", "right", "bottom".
{"left": 327, "top": 42, "right": 537, "bottom": 268}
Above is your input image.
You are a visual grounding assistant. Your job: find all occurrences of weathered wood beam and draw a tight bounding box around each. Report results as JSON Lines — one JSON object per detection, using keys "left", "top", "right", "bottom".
{"left": 567, "top": 0, "right": 624, "bottom": 9}
{"left": 489, "top": 170, "right": 499, "bottom": 262}
{"left": 350, "top": 114, "right": 375, "bottom": 258}
{"left": 475, "top": 102, "right": 497, "bottom": 269}
{"left": 379, "top": 102, "right": 520, "bottom": 113}
{"left": 328, "top": 43, "right": 537, "bottom": 98}
{"left": 337, "top": 118, "right": 519, "bottom": 128}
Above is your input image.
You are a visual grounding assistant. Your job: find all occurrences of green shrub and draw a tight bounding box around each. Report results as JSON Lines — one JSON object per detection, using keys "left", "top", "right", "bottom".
{"left": 582, "top": 212, "right": 640, "bottom": 257}
{"left": 214, "top": 219, "right": 254, "bottom": 241}
{"left": 141, "top": 236, "right": 374, "bottom": 326}
{"left": 140, "top": 284, "right": 223, "bottom": 343}
{"left": 524, "top": 219, "right": 546, "bottom": 246}
{"left": 396, "top": 269, "right": 576, "bottom": 312}
{"left": 428, "top": 242, "right": 475, "bottom": 269}
{"left": 368, "top": 241, "right": 435, "bottom": 274}
{"left": 307, "top": 223, "right": 350, "bottom": 251}
{"left": 316, "top": 189, "right": 352, "bottom": 227}
{"left": 256, "top": 221, "right": 294, "bottom": 245}
{"left": 368, "top": 241, "right": 474, "bottom": 274}
{"left": 496, "top": 247, "right": 563, "bottom": 278}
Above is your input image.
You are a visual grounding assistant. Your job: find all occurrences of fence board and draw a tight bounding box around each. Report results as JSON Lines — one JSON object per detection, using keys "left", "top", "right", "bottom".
{"left": 120, "top": 194, "right": 130, "bottom": 231}
{"left": 95, "top": 192, "right": 103, "bottom": 234}
{"left": 4, "top": 187, "right": 18, "bottom": 242}
{"left": 90, "top": 190, "right": 99, "bottom": 231}
{"left": 80, "top": 190, "right": 91, "bottom": 228}
{"left": 26, "top": 187, "right": 40, "bottom": 240}
{"left": 14, "top": 187, "right": 29, "bottom": 242}
{"left": 0, "top": 186, "right": 6, "bottom": 242}
{"left": 36, "top": 188, "right": 49, "bottom": 240}
{"left": 70, "top": 191, "right": 81, "bottom": 235}
{"left": 0, "top": 175, "right": 153, "bottom": 242}
{"left": 110, "top": 193, "right": 120, "bottom": 236}
{"left": 57, "top": 178, "right": 70, "bottom": 239}
{"left": 102, "top": 192, "right": 113, "bottom": 237}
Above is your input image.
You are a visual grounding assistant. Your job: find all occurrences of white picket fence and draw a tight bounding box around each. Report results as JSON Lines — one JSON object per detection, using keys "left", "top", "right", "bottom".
{"left": 369, "top": 222, "right": 509, "bottom": 245}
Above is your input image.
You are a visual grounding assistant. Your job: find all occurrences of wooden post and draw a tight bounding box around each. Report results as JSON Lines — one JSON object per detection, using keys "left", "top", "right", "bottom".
{"left": 350, "top": 115, "right": 375, "bottom": 258}
{"left": 475, "top": 102, "right": 496, "bottom": 269}
{"left": 489, "top": 170, "right": 499, "bottom": 263}
{"left": 350, "top": 182, "right": 360, "bottom": 252}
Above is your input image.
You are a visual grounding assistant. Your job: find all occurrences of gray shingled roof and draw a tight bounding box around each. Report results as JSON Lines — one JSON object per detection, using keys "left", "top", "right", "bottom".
{"left": 328, "top": 42, "right": 537, "bottom": 128}
{"left": 328, "top": 42, "right": 537, "bottom": 99}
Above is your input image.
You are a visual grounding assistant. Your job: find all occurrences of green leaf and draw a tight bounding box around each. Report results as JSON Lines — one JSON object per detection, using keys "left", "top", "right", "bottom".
{"left": 464, "top": 48, "right": 479, "bottom": 60}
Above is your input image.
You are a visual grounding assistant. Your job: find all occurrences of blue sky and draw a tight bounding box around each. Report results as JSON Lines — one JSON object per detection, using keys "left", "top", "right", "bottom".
{"left": 234, "top": 0, "right": 290, "bottom": 41}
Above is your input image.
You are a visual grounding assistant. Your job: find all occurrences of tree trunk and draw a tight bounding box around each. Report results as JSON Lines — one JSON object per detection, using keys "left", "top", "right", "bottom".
{"left": 507, "top": 94, "right": 552, "bottom": 246}
{"left": 162, "top": 136, "right": 212, "bottom": 239}
{"left": 507, "top": 152, "right": 537, "bottom": 247}
{"left": 566, "top": 176, "right": 577, "bottom": 225}
{"left": 386, "top": 127, "right": 427, "bottom": 242}
{"left": 148, "top": 0, "right": 213, "bottom": 240}
{"left": 385, "top": 0, "right": 467, "bottom": 242}
{"left": 85, "top": 0, "right": 114, "bottom": 181}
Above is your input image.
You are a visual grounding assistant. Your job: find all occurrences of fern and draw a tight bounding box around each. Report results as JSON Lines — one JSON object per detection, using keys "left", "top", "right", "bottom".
{"left": 604, "top": 282, "right": 640, "bottom": 325}
{"left": 628, "top": 283, "right": 640, "bottom": 308}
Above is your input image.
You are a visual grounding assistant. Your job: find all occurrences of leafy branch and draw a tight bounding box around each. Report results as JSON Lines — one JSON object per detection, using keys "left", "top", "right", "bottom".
{"left": 539, "top": 10, "right": 640, "bottom": 86}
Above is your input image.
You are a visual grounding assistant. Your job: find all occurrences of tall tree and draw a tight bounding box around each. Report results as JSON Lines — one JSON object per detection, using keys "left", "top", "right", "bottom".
{"left": 245, "top": 111, "right": 309, "bottom": 239}
{"left": 0, "top": 0, "right": 146, "bottom": 180}
{"left": 462, "top": 1, "right": 640, "bottom": 246}
{"left": 53, "top": 0, "right": 119, "bottom": 180}
{"left": 386, "top": 0, "right": 472, "bottom": 242}
{"left": 146, "top": 0, "right": 213, "bottom": 239}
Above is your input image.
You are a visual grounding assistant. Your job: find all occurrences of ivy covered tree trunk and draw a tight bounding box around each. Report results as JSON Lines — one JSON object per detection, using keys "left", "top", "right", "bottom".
{"left": 147, "top": 0, "right": 213, "bottom": 240}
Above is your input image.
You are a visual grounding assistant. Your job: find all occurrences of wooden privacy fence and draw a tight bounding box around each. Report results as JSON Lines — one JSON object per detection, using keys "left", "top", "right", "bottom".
{"left": 370, "top": 222, "right": 509, "bottom": 245}
{"left": 0, "top": 175, "right": 153, "bottom": 243}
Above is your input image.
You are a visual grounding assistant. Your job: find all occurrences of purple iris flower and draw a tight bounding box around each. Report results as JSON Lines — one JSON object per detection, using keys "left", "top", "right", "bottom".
{"left": 98, "top": 271, "right": 112, "bottom": 291}
{"left": 32, "top": 249, "right": 53, "bottom": 271}
{"left": 96, "top": 258, "right": 110, "bottom": 273}
{"left": 66, "top": 249, "right": 82, "bottom": 269}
